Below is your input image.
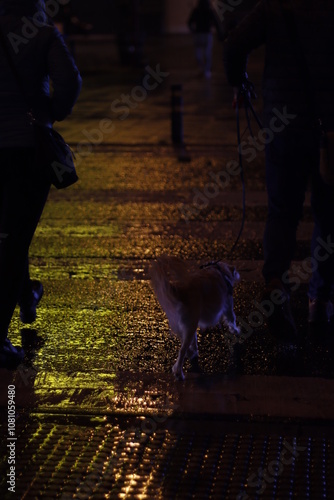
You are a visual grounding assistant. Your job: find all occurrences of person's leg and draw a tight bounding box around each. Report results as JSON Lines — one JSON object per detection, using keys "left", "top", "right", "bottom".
{"left": 0, "top": 148, "right": 50, "bottom": 344}
{"left": 262, "top": 130, "right": 311, "bottom": 285}
{"left": 194, "top": 34, "right": 205, "bottom": 72}
{"left": 18, "top": 258, "right": 31, "bottom": 301}
{"left": 17, "top": 257, "right": 44, "bottom": 324}
{"left": 308, "top": 154, "right": 334, "bottom": 320}
{"left": 204, "top": 32, "right": 213, "bottom": 76}
{"left": 261, "top": 129, "right": 314, "bottom": 339}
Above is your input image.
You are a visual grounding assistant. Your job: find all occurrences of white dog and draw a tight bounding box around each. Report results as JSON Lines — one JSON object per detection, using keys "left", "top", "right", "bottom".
{"left": 150, "top": 256, "right": 240, "bottom": 380}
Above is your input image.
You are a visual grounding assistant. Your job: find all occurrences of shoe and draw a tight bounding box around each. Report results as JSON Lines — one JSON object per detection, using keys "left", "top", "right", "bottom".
{"left": 0, "top": 338, "right": 25, "bottom": 367}
{"left": 262, "top": 278, "right": 298, "bottom": 342}
{"left": 19, "top": 280, "right": 44, "bottom": 324}
{"left": 308, "top": 298, "right": 334, "bottom": 324}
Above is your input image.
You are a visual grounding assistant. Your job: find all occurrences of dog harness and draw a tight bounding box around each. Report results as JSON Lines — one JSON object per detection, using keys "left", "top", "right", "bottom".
{"left": 212, "top": 264, "right": 234, "bottom": 295}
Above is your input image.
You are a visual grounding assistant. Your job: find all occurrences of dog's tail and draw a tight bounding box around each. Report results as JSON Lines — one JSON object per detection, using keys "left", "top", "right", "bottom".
{"left": 149, "top": 257, "right": 181, "bottom": 318}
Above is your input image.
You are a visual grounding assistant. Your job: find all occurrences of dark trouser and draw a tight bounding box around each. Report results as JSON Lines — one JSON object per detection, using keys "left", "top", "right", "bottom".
{"left": 0, "top": 148, "right": 51, "bottom": 343}
{"left": 18, "top": 257, "right": 33, "bottom": 306}
{"left": 262, "top": 128, "right": 334, "bottom": 301}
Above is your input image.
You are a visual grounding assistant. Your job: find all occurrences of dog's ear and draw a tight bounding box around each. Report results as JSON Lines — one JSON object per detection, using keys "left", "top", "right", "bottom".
{"left": 217, "top": 263, "right": 240, "bottom": 283}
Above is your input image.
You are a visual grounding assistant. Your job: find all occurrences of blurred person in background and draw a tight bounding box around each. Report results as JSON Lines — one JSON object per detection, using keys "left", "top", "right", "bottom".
{"left": 188, "top": 0, "right": 220, "bottom": 78}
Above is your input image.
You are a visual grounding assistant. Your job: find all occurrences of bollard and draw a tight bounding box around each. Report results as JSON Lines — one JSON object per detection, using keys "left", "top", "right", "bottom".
{"left": 171, "top": 84, "right": 184, "bottom": 145}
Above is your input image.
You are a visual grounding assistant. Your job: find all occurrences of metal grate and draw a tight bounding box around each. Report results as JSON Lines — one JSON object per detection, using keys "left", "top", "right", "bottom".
{"left": 1, "top": 416, "right": 333, "bottom": 499}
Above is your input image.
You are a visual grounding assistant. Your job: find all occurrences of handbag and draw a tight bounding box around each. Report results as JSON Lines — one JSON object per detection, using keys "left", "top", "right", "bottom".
{"left": 0, "top": 29, "right": 78, "bottom": 189}
{"left": 32, "top": 119, "right": 78, "bottom": 189}
{"left": 281, "top": 0, "right": 334, "bottom": 186}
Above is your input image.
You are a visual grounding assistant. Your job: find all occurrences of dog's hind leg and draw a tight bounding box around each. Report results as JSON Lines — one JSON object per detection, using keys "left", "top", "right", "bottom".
{"left": 186, "top": 331, "right": 198, "bottom": 360}
{"left": 172, "top": 329, "right": 196, "bottom": 381}
{"left": 187, "top": 331, "right": 201, "bottom": 372}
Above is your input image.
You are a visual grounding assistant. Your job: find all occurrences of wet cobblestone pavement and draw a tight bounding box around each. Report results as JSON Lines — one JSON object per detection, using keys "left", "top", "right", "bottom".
{"left": 1, "top": 35, "right": 334, "bottom": 499}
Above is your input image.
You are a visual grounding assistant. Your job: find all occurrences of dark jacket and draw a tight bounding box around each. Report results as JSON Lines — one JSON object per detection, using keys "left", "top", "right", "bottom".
{"left": 188, "top": 4, "right": 218, "bottom": 34}
{"left": 223, "top": 0, "right": 334, "bottom": 130}
{"left": 0, "top": 9, "right": 82, "bottom": 148}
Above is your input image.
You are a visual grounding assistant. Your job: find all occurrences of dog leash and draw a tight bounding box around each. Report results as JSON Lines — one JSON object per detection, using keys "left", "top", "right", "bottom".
{"left": 201, "top": 78, "right": 263, "bottom": 269}
{"left": 205, "top": 262, "right": 234, "bottom": 294}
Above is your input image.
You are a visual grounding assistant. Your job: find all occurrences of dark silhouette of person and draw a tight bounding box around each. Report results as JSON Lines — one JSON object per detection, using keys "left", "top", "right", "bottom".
{"left": 0, "top": 0, "right": 82, "bottom": 366}
{"left": 53, "top": 0, "right": 93, "bottom": 36}
{"left": 188, "top": 0, "right": 220, "bottom": 78}
{"left": 223, "top": 0, "right": 334, "bottom": 339}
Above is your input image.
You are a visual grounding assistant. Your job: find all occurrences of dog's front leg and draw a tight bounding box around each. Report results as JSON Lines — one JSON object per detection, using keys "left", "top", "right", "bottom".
{"left": 186, "top": 331, "right": 198, "bottom": 361}
{"left": 172, "top": 330, "right": 196, "bottom": 381}
{"left": 223, "top": 298, "right": 240, "bottom": 334}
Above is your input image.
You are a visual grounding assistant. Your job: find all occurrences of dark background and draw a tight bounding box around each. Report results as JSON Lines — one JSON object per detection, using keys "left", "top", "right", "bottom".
{"left": 67, "top": 0, "right": 258, "bottom": 35}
